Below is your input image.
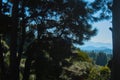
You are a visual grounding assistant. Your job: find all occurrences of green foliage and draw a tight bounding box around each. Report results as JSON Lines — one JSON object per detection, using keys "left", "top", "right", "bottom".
{"left": 21, "top": 0, "right": 105, "bottom": 45}
{"left": 71, "top": 50, "right": 92, "bottom": 62}
{"left": 60, "top": 62, "right": 110, "bottom": 80}
{"left": 87, "top": 51, "right": 97, "bottom": 63}
{"left": 88, "top": 66, "right": 110, "bottom": 80}
{"left": 0, "top": 38, "right": 111, "bottom": 80}
{"left": 60, "top": 50, "right": 110, "bottom": 80}
{"left": 60, "top": 62, "right": 92, "bottom": 80}
{"left": 1, "top": 40, "right": 10, "bottom": 65}
{"left": 100, "top": 66, "right": 110, "bottom": 80}
{"left": 96, "top": 52, "right": 107, "bottom": 66}
{"left": 106, "top": 54, "right": 113, "bottom": 62}
{"left": 87, "top": 51, "right": 112, "bottom": 65}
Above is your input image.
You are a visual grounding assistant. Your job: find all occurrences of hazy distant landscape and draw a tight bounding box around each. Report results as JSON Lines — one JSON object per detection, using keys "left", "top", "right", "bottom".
{"left": 80, "top": 41, "right": 112, "bottom": 54}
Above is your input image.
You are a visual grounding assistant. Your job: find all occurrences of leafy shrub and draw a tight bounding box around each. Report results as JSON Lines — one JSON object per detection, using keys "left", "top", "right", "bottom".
{"left": 71, "top": 50, "right": 92, "bottom": 62}
{"left": 60, "top": 62, "right": 92, "bottom": 80}
{"left": 88, "top": 66, "right": 110, "bottom": 80}
{"left": 60, "top": 61, "right": 110, "bottom": 80}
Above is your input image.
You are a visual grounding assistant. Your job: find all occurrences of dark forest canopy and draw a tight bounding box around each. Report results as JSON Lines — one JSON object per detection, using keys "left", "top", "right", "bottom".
{"left": 0, "top": 0, "right": 112, "bottom": 44}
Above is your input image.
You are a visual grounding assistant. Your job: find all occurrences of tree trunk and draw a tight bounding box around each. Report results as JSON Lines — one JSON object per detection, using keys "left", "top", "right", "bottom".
{"left": 9, "top": 0, "right": 19, "bottom": 80}
{"left": 111, "top": 0, "right": 120, "bottom": 80}
{"left": 22, "top": 56, "right": 32, "bottom": 80}
{"left": 22, "top": 46, "right": 33, "bottom": 80}
{"left": 0, "top": 36, "right": 6, "bottom": 80}
{"left": 0, "top": 0, "right": 1, "bottom": 11}
{"left": 17, "top": 1, "right": 26, "bottom": 79}
{"left": 0, "top": 1, "right": 6, "bottom": 80}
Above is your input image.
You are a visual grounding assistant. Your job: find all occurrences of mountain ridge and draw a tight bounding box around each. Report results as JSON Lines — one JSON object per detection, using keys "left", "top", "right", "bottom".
{"left": 78, "top": 41, "right": 112, "bottom": 54}
{"left": 80, "top": 46, "right": 112, "bottom": 54}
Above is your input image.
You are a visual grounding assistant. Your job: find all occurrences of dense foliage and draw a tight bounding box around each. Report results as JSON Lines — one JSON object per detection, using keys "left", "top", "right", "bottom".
{"left": 0, "top": 41, "right": 111, "bottom": 80}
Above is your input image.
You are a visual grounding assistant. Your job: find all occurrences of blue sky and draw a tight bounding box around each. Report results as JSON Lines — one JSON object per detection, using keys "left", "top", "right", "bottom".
{"left": 80, "top": 0, "right": 113, "bottom": 49}
{"left": 91, "top": 20, "right": 112, "bottom": 44}
{"left": 81, "top": 20, "right": 113, "bottom": 49}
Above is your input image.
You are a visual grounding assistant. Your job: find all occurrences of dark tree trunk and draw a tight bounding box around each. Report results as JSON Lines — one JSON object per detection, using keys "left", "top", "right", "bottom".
{"left": 17, "top": 1, "right": 26, "bottom": 80}
{"left": 0, "top": 1, "right": 5, "bottom": 80}
{"left": 22, "top": 45, "right": 33, "bottom": 80}
{"left": 22, "top": 56, "right": 32, "bottom": 80}
{"left": 0, "top": 36, "right": 6, "bottom": 80}
{"left": 22, "top": 35, "right": 38, "bottom": 80}
{"left": 111, "top": 0, "right": 120, "bottom": 80}
{"left": 0, "top": 0, "right": 1, "bottom": 11}
{"left": 9, "top": 0, "right": 19, "bottom": 80}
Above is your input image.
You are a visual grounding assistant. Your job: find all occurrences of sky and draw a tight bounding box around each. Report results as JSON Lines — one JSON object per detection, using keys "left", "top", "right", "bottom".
{"left": 91, "top": 20, "right": 112, "bottom": 44}
{"left": 81, "top": 20, "right": 113, "bottom": 49}
{"left": 80, "top": 0, "right": 113, "bottom": 49}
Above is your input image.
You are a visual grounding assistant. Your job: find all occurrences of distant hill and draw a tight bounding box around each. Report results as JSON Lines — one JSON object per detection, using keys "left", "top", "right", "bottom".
{"left": 77, "top": 41, "right": 112, "bottom": 54}
{"left": 80, "top": 46, "right": 112, "bottom": 54}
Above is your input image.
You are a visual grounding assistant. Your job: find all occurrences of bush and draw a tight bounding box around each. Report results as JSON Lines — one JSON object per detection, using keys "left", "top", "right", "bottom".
{"left": 60, "top": 62, "right": 92, "bottom": 80}
{"left": 88, "top": 66, "right": 110, "bottom": 80}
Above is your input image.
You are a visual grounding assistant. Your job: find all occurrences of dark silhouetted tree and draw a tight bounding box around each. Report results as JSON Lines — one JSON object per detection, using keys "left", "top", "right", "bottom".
{"left": 9, "top": 0, "right": 19, "bottom": 80}
{"left": 96, "top": 52, "right": 107, "bottom": 66}
{"left": 111, "top": 0, "right": 120, "bottom": 80}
